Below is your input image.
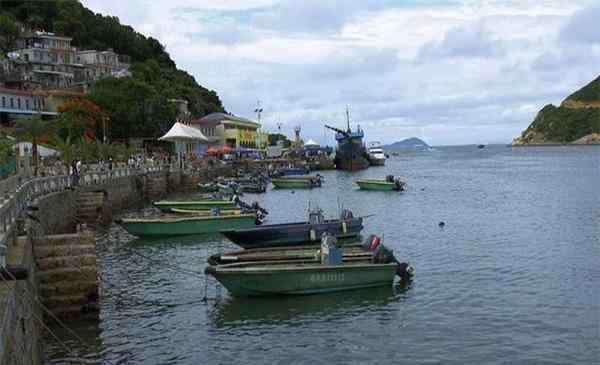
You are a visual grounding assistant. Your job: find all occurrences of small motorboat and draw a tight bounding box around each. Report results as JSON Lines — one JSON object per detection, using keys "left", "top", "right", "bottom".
{"left": 271, "top": 175, "right": 322, "bottom": 189}
{"left": 367, "top": 141, "right": 386, "bottom": 166}
{"left": 273, "top": 167, "right": 309, "bottom": 177}
{"left": 205, "top": 234, "right": 413, "bottom": 296}
{"left": 116, "top": 212, "right": 263, "bottom": 237}
{"left": 153, "top": 199, "right": 236, "bottom": 212}
{"left": 477, "top": 144, "right": 486, "bottom": 149}
{"left": 221, "top": 208, "right": 363, "bottom": 249}
{"left": 356, "top": 175, "right": 406, "bottom": 191}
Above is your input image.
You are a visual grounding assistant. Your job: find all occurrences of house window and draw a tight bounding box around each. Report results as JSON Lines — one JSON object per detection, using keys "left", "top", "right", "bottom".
{"left": 10, "top": 98, "right": 14, "bottom": 108}
{"left": 17, "top": 99, "right": 21, "bottom": 109}
{"left": 1, "top": 97, "right": 5, "bottom": 108}
{"left": 26, "top": 100, "right": 29, "bottom": 109}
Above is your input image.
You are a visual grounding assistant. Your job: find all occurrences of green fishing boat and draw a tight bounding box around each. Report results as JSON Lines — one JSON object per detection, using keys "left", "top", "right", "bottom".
{"left": 116, "top": 213, "right": 258, "bottom": 237}
{"left": 170, "top": 208, "right": 243, "bottom": 216}
{"left": 153, "top": 199, "right": 236, "bottom": 212}
{"left": 205, "top": 261, "right": 400, "bottom": 296}
{"left": 271, "top": 175, "right": 322, "bottom": 189}
{"left": 205, "top": 234, "right": 414, "bottom": 296}
{"left": 356, "top": 175, "right": 406, "bottom": 191}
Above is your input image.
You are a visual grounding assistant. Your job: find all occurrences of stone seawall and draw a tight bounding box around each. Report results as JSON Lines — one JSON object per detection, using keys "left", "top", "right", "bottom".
{"left": 35, "top": 232, "right": 98, "bottom": 317}
{"left": 0, "top": 236, "right": 42, "bottom": 365}
{"left": 0, "top": 169, "right": 209, "bottom": 364}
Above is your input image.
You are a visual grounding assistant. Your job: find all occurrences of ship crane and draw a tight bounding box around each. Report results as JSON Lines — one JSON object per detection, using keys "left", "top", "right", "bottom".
{"left": 324, "top": 125, "right": 350, "bottom": 137}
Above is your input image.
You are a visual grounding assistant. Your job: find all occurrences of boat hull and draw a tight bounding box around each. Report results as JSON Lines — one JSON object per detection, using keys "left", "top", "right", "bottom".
{"left": 356, "top": 180, "right": 398, "bottom": 191}
{"left": 207, "top": 263, "right": 398, "bottom": 296}
{"left": 118, "top": 214, "right": 257, "bottom": 237}
{"left": 334, "top": 154, "right": 370, "bottom": 171}
{"left": 271, "top": 176, "right": 321, "bottom": 189}
{"left": 368, "top": 156, "right": 386, "bottom": 166}
{"left": 153, "top": 200, "right": 236, "bottom": 211}
{"left": 221, "top": 218, "right": 363, "bottom": 248}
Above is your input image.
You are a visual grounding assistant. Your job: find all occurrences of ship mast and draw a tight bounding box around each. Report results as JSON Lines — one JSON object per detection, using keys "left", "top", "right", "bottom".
{"left": 346, "top": 106, "right": 350, "bottom": 132}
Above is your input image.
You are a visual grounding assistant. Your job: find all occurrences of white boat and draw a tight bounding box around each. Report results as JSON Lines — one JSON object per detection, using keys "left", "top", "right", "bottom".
{"left": 367, "top": 142, "right": 386, "bottom": 166}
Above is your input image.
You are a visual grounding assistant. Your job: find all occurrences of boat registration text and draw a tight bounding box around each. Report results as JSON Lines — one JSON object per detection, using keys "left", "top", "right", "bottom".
{"left": 310, "top": 272, "right": 345, "bottom": 283}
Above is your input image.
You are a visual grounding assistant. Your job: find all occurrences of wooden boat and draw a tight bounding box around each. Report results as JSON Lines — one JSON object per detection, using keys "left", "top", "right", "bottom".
{"left": 356, "top": 176, "right": 406, "bottom": 191}
{"left": 221, "top": 209, "right": 363, "bottom": 248}
{"left": 153, "top": 199, "right": 236, "bottom": 212}
{"left": 205, "top": 234, "right": 413, "bottom": 296}
{"left": 271, "top": 175, "right": 322, "bottom": 189}
{"left": 170, "top": 208, "right": 243, "bottom": 216}
{"left": 208, "top": 244, "right": 370, "bottom": 266}
{"left": 116, "top": 213, "right": 260, "bottom": 237}
{"left": 274, "top": 167, "right": 309, "bottom": 177}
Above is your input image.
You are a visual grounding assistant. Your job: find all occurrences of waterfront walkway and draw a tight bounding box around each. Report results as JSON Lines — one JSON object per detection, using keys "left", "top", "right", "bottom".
{"left": 0, "top": 165, "right": 169, "bottom": 267}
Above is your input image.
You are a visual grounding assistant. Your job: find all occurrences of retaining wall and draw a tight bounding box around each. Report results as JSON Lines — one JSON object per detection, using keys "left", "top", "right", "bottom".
{"left": 0, "top": 236, "right": 42, "bottom": 365}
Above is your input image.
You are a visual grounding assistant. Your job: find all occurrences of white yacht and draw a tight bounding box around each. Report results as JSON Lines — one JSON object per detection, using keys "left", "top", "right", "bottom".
{"left": 367, "top": 141, "right": 386, "bottom": 166}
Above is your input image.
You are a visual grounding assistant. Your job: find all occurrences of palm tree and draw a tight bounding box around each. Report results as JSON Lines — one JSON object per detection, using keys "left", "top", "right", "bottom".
{"left": 15, "top": 116, "right": 54, "bottom": 176}
{"left": 52, "top": 134, "right": 76, "bottom": 174}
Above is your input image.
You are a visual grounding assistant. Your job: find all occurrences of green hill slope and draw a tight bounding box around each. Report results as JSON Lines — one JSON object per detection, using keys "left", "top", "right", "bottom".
{"left": 513, "top": 76, "right": 600, "bottom": 145}
{"left": 1, "top": 0, "right": 225, "bottom": 139}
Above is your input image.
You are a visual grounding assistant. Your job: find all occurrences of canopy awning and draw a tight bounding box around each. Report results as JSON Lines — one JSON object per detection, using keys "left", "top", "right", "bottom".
{"left": 158, "top": 122, "right": 209, "bottom": 142}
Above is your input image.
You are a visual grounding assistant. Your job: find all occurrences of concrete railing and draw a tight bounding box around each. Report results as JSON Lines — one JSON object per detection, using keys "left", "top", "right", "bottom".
{"left": 0, "top": 164, "right": 173, "bottom": 267}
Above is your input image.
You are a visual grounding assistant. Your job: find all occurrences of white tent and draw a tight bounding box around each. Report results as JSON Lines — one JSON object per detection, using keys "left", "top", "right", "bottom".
{"left": 159, "top": 122, "right": 209, "bottom": 163}
{"left": 304, "top": 139, "right": 319, "bottom": 147}
{"left": 158, "top": 122, "right": 208, "bottom": 142}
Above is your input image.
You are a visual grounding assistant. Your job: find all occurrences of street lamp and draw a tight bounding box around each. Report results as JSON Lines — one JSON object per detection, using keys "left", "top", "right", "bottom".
{"left": 102, "top": 116, "right": 109, "bottom": 144}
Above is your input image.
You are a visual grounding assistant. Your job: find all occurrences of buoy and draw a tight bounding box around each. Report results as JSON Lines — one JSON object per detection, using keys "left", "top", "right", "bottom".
{"left": 438, "top": 221, "right": 445, "bottom": 228}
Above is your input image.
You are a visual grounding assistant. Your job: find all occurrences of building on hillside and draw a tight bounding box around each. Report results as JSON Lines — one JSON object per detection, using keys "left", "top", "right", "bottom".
{"left": 0, "top": 87, "right": 57, "bottom": 126}
{"left": 12, "top": 31, "right": 83, "bottom": 89}
{"left": 76, "top": 49, "right": 131, "bottom": 81}
{"left": 189, "top": 112, "right": 268, "bottom": 150}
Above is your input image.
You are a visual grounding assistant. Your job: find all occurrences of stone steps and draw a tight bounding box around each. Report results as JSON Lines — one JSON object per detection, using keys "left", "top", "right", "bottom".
{"left": 36, "top": 254, "right": 96, "bottom": 271}
{"left": 39, "top": 280, "right": 97, "bottom": 297}
{"left": 37, "top": 266, "right": 97, "bottom": 284}
{"left": 35, "top": 244, "right": 95, "bottom": 259}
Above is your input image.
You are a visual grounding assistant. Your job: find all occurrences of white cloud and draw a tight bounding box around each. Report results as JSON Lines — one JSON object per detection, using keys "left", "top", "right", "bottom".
{"left": 80, "top": 0, "right": 599, "bottom": 145}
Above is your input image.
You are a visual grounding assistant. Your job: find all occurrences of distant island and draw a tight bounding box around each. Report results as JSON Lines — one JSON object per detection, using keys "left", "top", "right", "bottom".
{"left": 384, "top": 137, "right": 430, "bottom": 149}
{"left": 513, "top": 76, "right": 600, "bottom": 145}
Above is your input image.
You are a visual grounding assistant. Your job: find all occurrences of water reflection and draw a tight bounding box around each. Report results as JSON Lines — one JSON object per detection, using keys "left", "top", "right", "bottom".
{"left": 210, "top": 281, "right": 412, "bottom": 329}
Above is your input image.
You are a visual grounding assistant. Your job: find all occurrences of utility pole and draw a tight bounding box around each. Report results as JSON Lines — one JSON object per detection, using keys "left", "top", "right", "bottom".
{"left": 254, "top": 100, "right": 263, "bottom": 149}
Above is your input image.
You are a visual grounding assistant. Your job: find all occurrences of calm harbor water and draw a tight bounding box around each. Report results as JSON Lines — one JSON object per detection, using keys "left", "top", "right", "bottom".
{"left": 45, "top": 145, "right": 599, "bottom": 364}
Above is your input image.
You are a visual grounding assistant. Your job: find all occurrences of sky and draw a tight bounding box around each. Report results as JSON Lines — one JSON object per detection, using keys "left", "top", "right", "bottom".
{"left": 81, "top": 0, "right": 600, "bottom": 146}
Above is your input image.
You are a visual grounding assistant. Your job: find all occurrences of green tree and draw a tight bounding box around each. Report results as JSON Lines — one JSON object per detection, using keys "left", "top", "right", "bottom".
{"left": 0, "top": 14, "right": 20, "bottom": 55}
{"left": 51, "top": 134, "right": 76, "bottom": 168}
{"left": 14, "top": 116, "right": 54, "bottom": 176}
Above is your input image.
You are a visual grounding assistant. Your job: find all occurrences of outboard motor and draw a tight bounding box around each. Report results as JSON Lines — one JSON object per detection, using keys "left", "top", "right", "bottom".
{"left": 394, "top": 179, "right": 406, "bottom": 191}
{"left": 251, "top": 201, "right": 269, "bottom": 215}
{"left": 395, "top": 262, "right": 415, "bottom": 281}
{"left": 372, "top": 244, "right": 415, "bottom": 281}
{"left": 255, "top": 210, "right": 266, "bottom": 225}
{"left": 340, "top": 209, "right": 354, "bottom": 220}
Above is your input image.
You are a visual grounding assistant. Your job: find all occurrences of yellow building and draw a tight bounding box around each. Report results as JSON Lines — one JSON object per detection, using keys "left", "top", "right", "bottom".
{"left": 190, "top": 112, "right": 268, "bottom": 149}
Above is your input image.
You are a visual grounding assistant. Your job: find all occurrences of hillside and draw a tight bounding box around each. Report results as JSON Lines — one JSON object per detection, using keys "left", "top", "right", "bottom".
{"left": 513, "top": 76, "right": 600, "bottom": 145}
{"left": 385, "top": 137, "right": 429, "bottom": 149}
{"left": 0, "top": 0, "right": 225, "bottom": 139}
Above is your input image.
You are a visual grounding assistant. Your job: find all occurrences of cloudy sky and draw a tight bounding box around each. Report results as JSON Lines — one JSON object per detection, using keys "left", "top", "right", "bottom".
{"left": 81, "top": 0, "right": 600, "bottom": 146}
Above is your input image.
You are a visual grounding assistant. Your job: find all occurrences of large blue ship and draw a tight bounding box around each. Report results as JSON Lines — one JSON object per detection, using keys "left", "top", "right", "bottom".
{"left": 325, "top": 109, "right": 370, "bottom": 171}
